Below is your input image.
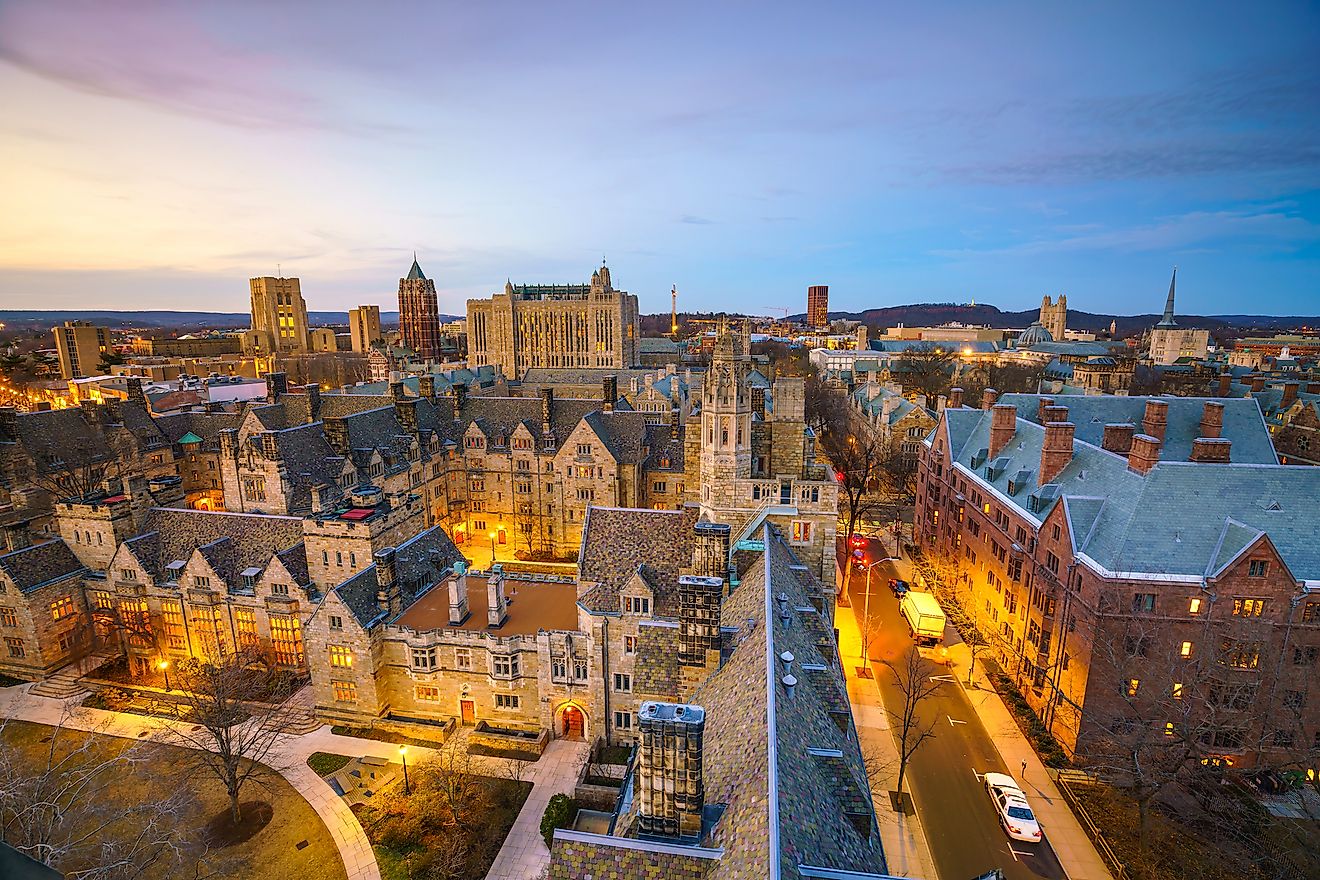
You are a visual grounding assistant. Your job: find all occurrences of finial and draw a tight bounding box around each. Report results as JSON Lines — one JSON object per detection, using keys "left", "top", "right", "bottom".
{"left": 602, "top": 254, "right": 607, "bottom": 267}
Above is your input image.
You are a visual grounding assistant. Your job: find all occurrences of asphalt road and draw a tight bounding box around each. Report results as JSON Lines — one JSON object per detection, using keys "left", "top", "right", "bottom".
{"left": 849, "top": 555, "right": 1066, "bottom": 880}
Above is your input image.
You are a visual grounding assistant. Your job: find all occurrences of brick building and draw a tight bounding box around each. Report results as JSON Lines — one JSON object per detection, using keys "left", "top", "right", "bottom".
{"left": 916, "top": 392, "right": 1320, "bottom": 765}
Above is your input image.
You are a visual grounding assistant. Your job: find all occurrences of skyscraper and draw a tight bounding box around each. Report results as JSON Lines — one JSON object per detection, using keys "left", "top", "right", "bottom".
{"left": 249, "top": 276, "right": 309, "bottom": 352}
{"left": 348, "top": 305, "right": 382, "bottom": 353}
{"left": 398, "top": 256, "right": 442, "bottom": 360}
{"left": 807, "top": 284, "right": 829, "bottom": 329}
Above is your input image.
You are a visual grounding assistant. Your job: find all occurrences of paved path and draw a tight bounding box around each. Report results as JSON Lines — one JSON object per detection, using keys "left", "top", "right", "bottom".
{"left": 0, "top": 683, "right": 589, "bottom": 880}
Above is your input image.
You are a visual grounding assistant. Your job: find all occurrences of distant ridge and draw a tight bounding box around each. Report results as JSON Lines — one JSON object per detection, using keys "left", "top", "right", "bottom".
{"left": 0, "top": 309, "right": 462, "bottom": 330}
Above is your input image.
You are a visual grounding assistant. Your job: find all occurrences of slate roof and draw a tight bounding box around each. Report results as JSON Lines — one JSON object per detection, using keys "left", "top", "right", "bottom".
{"left": 581, "top": 411, "right": 653, "bottom": 464}
{"left": 577, "top": 506, "right": 701, "bottom": 615}
{"left": 331, "top": 525, "right": 465, "bottom": 627}
{"left": 123, "top": 508, "right": 305, "bottom": 581}
{"left": 0, "top": 540, "right": 86, "bottom": 593}
{"left": 940, "top": 404, "right": 1320, "bottom": 584}
{"left": 154, "top": 410, "right": 243, "bottom": 450}
{"left": 852, "top": 385, "right": 929, "bottom": 427}
{"left": 998, "top": 393, "right": 1278, "bottom": 464}
{"left": 462, "top": 396, "right": 604, "bottom": 446}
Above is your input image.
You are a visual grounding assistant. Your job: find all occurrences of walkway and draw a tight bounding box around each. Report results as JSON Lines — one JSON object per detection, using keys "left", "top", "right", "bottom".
{"left": 0, "top": 683, "right": 589, "bottom": 880}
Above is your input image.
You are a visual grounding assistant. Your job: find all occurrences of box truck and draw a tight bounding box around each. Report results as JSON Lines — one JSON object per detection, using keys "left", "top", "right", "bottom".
{"left": 900, "top": 591, "right": 946, "bottom": 645}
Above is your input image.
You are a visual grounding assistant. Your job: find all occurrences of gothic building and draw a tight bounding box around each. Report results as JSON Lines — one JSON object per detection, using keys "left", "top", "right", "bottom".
{"left": 1040, "top": 294, "right": 1067, "bottom": 341}
{"left": 398, "top": 257, "right": 443, "bottom": 361}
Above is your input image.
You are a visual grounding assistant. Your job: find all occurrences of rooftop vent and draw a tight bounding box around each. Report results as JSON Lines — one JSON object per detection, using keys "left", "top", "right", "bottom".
{"left": 782, "top": 674, "right": 798, "bottom": 698}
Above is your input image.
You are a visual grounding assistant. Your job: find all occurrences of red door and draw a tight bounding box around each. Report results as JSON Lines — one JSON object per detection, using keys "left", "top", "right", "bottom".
{"left": 460, "top": 700, "right": 475, "bottom": 725}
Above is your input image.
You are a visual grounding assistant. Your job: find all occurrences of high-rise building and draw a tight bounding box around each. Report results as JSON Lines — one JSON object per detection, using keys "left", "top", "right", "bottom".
{"left": 348, "top": 305, "right": 382, "bottom": 353}
{"left": 465, "top": 263, "right": 639, "bottom": 374}
{"left": 807, "top": 284, "right": 829, "bottom": 328}
{"left": 52, "top": 320, "right": 111, "bottom": 379}
{"left": 398, "top": 257, "right": 442, "bottom": 361}
{"left": 1040, "top": 294, "right": 1067, "bottom": 341}
{"left": 249, "top": 276, "right": 310, "bottom": 352}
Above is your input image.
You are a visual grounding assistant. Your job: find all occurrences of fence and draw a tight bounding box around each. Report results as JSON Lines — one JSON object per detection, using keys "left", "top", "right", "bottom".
{"left": 1053, "top": 770, "right": 1132, "bottom": 880}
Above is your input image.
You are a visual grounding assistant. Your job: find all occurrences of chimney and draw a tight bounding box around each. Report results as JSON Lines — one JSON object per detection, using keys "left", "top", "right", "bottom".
{"left": 1282, "top": 382, "right": 1300, "bottom": 408}
{"left": 948, "top": 387, "right": 964, "bottom": 410}
{"left": 266, "top": 371, "right": 288, "bottom": 402}
{"left": 0, "top": 406, "right": 18, "bottom": 443}
{"left": 395, "top": 397, "right": 419, "bottom": 434}
{"left": 452, "top": 382, "right": 468, "bottom": 411}
{"left": 1037, "top": 397, "right": 1055, "bottom": 423}
{"left": 323, "top": 417, "right": 349, "bottom": 455}
{"left": 389, "top": 380, "right": 406, "bottom": 401}
{"left": 374, "top": 548, "right": 398, "bottom": 615}
{"left": 540, "top": 387, "right": 554, "bottom": 434}
{"left": 1101, "top": 423, "right": 1136, "bottom": 454}
{"left": 691, "top": 520, "right": 731, "bottom": 580}
{"left": 1250, "top": 375, "right": 1265, "bottom": 393}
{"left": 981, "top": 387, "right": 999, "bottom": 410}
{"left": 418, "top": 375, "right": 436, "bottom": 400}
{"left": 1218, "top": 372, "right": 1233, "bottom": 398}
{"left": 310, "top": 484, "right": 329, "bottom": 513}
{"left": 637, "top": 701, "right": 706, "bottom": 839}
{"left": 750, "top": 386, "right": 766, "bottom": 419}
{"left": 1044, "top": 404, "right": 1070, "bottom": 424}
{"left": 989, "top": 404, "right": 1017, "bottom": 459}
{"left": 1128, "top": 434, "right": 1161, "bottom": 474}
{"left": 487, "top": 567, "right": 509, "bottom": 627}
{"left": 125, "top": 377, "right": 146, "bottom": 407}
{"left": 260, "top": 431, "right": 280, "bottom": 460}
{"left": 304, "top": 385, "right": 322, "bottom": 422}
{"left": 2, "top": 521, "right": 32, "bottom": 553}
{"left": 1200, "top": 401, "right": 1224, "bottom": 439}
{"left": 1141, "top": 399, "right": 1168, "bottom": 442}
{"left": 218, "top": 427, "right": 239, "bottom": 459}
{"left": 448, "top": 560, "right": 470, "bottom": 625}
{"left": 104, "top": 398, "right": 123, "bottom": 425}
{"left": 1039, "top": 421, "right": 1075, "bottom": 484}
{"left": 1190, "top": 438, "right": 1232, "bottom": 463}
{"left": 603, "top": 375, "right": 618, "bottom": 413}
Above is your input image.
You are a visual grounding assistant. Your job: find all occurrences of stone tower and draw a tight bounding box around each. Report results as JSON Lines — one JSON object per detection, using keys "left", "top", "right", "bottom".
{"left": 698, "top": 321, "right": 752, "bottom": 516}
{"left": 1040, "top": 295, "right": 1067, "bottom": 341}
{"left": 398, "top": 256, "right": 442, "bottom": 361}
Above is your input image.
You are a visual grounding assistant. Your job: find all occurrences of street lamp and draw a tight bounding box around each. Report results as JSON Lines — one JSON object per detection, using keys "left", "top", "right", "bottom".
{"left": 399, "top": 745, "right": 410, "bottom": 795}
{"left": 488, "top": 531, "right": 497, "bottom": 568}
{"left": 859, "top": 558, "right": 887, "bottom": 660}
{"left": 157, "top": 659, "right": 171, "bottom": 691}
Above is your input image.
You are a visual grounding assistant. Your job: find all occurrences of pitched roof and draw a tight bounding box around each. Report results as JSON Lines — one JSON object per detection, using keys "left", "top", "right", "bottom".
{"left": 123, "top": 508, "right": 304, "bottom": 580}
{"left": 577, "top": 506, "right": 701, "bottom": 616}
{"left": 406, "top": 257, "right": 426, "bottom": 281}
{"left": 332, "top": 525, "right": 465, "bottom": 627}
{"left": 0, "top": 540, "right": 86, "bottom": 593}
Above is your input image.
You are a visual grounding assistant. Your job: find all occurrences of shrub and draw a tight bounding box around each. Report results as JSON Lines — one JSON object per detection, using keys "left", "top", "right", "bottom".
{"left": 540, "top": 793, "right": 577, "bottom": 846}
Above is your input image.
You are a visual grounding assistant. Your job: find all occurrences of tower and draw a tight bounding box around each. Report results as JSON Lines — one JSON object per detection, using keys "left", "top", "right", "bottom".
{"left": 1156, "top": 267, "right": 1178, "bottom": 327}
{"left": 1040, "top": 294, "right": 1067, "bottom": 341}
{"left": 398, "top": 256, "right": 442, "bottom": 360}
{"left": 250, "top": 276, "right": 310, "bottom": 352}
{"left": 348, "top": 305, "right": 382, "bottom": 353}
{"left": 698, "top": 321, "right": 752, "bottom": 515}
{"left": 807, "top": 284, "right": 829, "bottom": 329}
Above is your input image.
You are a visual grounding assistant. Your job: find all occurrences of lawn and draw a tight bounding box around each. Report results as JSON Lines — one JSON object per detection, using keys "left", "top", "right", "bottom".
{"left": 0, "top": 719, "right": 348, "bottom": 880}
{"left": 307, "top": 752, "right": 352, "bottom": 777}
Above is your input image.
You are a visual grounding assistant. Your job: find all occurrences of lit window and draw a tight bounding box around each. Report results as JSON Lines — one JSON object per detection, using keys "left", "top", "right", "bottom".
{"left": 49, "top": 596, "right": 75, "bottom": 621}
{"left": 1188, "top": 597, "right": 1201, "bottom": 614}
{"left": 329, "top": 645, "right": 353, "bottom": 668}
{"left": 624, "top": 635, "right": 638, "bottom": 655}
{"left": 415, "top": 685, "right": 440, "bottom": 702}
{"left": 1164, "top": 722, "right": 1175, "bottom": 737}
{"left": 1126, "top": 678, "right": 1140, "bottom": 696}
{"left": 332, "top": 681, "right": 357, "bottom": 702}
{"left": 1172, "top": 682, "right": 1184, "bottom": 700}
{"left": 1180, "top": 641, "right": 1193, "bottom": 657}
{"left": 1232, "top": 597, "right": 1266, "bottom": 617}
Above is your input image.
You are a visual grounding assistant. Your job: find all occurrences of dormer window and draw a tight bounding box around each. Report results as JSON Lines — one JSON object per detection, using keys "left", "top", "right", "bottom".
{"left": 164, "top": 561, "right": 186, "bottom": 583}
{"left": 623, "top": 596, "right": 650, "bottom": 615}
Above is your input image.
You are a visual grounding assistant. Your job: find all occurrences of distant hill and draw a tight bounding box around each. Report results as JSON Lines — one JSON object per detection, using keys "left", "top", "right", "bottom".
{"left": 0, "top": 309, "right": 462, "bottom": 330}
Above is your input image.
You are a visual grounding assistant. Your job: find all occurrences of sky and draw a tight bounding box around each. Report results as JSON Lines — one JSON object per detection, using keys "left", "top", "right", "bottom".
{"left": 0, "top": 1, "right": 1318, "bottom": 319}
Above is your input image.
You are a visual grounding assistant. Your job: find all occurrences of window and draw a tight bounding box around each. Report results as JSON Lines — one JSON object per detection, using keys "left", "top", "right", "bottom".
{"left": 1045, "top": 551, "right": 1059, "bottom": 575}
{"left": 50, "top": 596, "right": 75, "bottom": 621}
{"left": 574, "top": 660, "right": 588, "bottom": 680}
{"left": 1293, "top": 646, "right": 1318, "bottom": 666}
{"left": 1232, "top": 597, "right": 1266, "bottom": 617}
{"left": 162, "top": 600, "right": 185, "bottom": 649}
{"left": 192, "top": 575, "right": 211, "bottom": 588}
{"left": 1248, "top": 559, "right": 1269, "bottom": 578}
{"left": 235, "top": 609, "right": 258, "bottom": 649}
{"left": 1180, "top": 641, "right": 1194, "bottom": 658}
{"left": 1172, "top": 682, "right": 1184, "bottom": 700}
{"left": 1164, "top": 722, "right": 1176, "bottom": 737}
{"left": 577, "top": 488, "right": 594, "bottom": 501}
{"left": 791, "top": 520, "right": 813, "bottom": 545}
{"left": 494, "top": 694, "right": 520, "bottom": 710}
{"left": 455, "top": 647, "right": 471, "bottom": 670}
{"left": 1302, "top": 602, "right": 1320, "bottom": 624}
{"left": 329, "top": 645, "right": 353, "bottom": 668}
{"left": 624, "top": 635, "right": 638, "bottom": 655}
{"left": 1052, "top": 523, "right": 1061, "bottom": 541}
{"left": 330, "top": 615, "right": 343, "bottom": 631}
{"left": 332, "top": 681, "right": 357, "bottom": 702}
{"left": 577, "top": 443, "right": 592, "bottom": 456}
{"left": 652, "top": 481, "right": 666, "bottom": 493}
{"left": 613, "top": 673, "right": 632, "bottom": 693}
{"left": 415, "top": 685, "right": 440, "bottom": 702}
{"left": 470, "top": 478, "right": 485, "bottom": 492}
{"left": 271, "top": 615, "right": 304, "bottom": 665}
{"left": 120, "top": 568, "right": 137, "bottom": 581}
{"left": 552, "top": 659, "right": 567, "bottom": 680}
{"left": 0, "top": 607, "right": 15, "bottom": 628}
{"left": 271, "top": 583, "right": 290, "bottom": 596}
{"left": 464, "top": 435, "right": 483, "bottom": 449}
{"left": 412, "top": 647, "right": 437, "bottom": 670}
{"left": 6, "top": 637, "right": 25, "bottom": 658}
{"left": 1188, "top": 597, "right": 1202, "bottom": 614}
{"left": 614, "top": 711, "right": 633, "bottom": 731}
{"left": 1132, "top": 593, "right": 1156, "bottom": 614}
{"left": 623, "top": 596, "right": 650, "bottom": 615}
{"left": 1219, "top": 639, "right": 1261, "bottom": 670}
{"left": 1125, "top": 678, "right": 1140, "bottom": 696}
{"left": 492, "top": 654, "right": 520, "bottom": 678}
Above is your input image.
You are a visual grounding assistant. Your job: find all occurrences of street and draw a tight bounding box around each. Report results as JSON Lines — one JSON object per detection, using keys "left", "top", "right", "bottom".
{"left": 845, "top": 548, "right": 1066, "bottom": 880}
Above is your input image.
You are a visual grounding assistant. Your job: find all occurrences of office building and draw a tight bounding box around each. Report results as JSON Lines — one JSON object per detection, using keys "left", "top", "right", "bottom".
{"left": 348, "top": 305, "right": 382, "bottom": 353}
{"left": 807, "top": 284, "right": 829, "bottom": 329}
{"left": 52, "top": 321, "right": 111, "bottom": 379}
{"left": 249, "top": 276, "right": 310, "bottom": 353}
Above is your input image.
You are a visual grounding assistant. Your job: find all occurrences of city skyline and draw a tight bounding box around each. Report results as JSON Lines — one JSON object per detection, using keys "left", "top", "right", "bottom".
{"left": 1, "top": 2, "right": 1318, "bottom": 315}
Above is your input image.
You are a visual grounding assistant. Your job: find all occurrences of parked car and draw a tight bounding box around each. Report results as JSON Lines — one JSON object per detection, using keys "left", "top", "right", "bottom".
{"left": 888, "top": 578, "right": 910, "bottom": 597}
{"left": 983, "top": 772, "right": 1042, "bottom": 842}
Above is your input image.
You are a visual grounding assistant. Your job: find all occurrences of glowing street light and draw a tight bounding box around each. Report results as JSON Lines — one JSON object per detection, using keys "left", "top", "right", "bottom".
{"left": 158, "top": 658, "right": 171, "bottom": 691}
{"left": 399, "top": 745, "right": 410, "bottom": 794}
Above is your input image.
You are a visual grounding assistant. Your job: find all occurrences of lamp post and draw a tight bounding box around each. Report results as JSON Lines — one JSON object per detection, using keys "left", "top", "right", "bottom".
{"left": 399, "top": 745, "right": 410, "bottom": 795}
{"left": 488, "top": 530, "right": 497, "bottom": 568}
{"left": 859, "top": 558, "right": 886, "bottom": 660}
{"left": 158, "top": 659, "right": 171, "bottom": 691}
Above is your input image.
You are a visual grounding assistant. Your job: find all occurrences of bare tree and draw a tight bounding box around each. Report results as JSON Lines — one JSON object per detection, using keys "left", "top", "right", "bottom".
{"left": 424, "top": 746, "right": 489, "bottom": 828}
{"left": 154, "top": 653, "right": 298, "bottom": 825}
{"left": 892, "top": 343, "right": 958, "bottom": 403}
{"left": 0, "top": 715, "right": 207, "bottom": 879}
{"left": 29, "top": 433, "right": 126, "bottom": 505}
{"left": 882, "top": 649, "right": 942, "bottom": 800}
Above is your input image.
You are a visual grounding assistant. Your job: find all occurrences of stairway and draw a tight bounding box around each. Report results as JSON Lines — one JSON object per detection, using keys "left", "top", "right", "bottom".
{"left": 281, "top": 684, "right": 324, "bottom": 735}
{"left": 28, "top": 649, "right": 119, "bottom": 702}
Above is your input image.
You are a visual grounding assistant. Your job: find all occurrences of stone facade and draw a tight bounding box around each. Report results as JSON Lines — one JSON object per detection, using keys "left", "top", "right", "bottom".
{"left": 1039, "top": 294, "right": 1067, "bottom": 342}
{"left": 249, "top": 276, "right": 310, "bottom": 353}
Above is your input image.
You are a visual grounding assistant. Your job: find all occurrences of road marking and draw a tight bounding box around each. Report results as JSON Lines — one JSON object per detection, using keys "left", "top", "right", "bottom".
{"left": 947, "top": 715, "right": 968, "bottom": 726}
{"left": 929, "top": 674, "right": 957, "bottom": 683}
{"left": 1010, "top": 847, "right": 1035, "bottom": 859}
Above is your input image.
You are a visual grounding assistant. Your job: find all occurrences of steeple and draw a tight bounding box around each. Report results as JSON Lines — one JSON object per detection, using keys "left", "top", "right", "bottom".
{"left": 406, "top": 253, "right": 426, "bottom": 282}
{"left": 1156, "top": 267, "right": 1177, "bottom": 327}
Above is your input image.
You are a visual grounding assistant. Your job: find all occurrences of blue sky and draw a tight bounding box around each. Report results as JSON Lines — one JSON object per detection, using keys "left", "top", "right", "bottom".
{"left": 0, "top": 1, "right": 1317, "bottom": 318}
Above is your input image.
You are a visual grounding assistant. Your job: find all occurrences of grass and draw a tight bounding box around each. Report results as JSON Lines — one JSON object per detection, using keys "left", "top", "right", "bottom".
{"left": 330, "top": 724, "right": 442, "bottom": 750}
{"left": 0, "top": 719, "right": 347, "bottom": 879}
{"left": 983, "top": 662, "right": 1070, "bottom": 768}
{"left": 307, "top": 752, "right": 352, "bottom": 777}
{"left": 467, "top": 742, "right": 543, "bottom": 762}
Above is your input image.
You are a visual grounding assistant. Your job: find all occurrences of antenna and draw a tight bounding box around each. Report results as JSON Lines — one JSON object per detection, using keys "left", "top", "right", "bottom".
{"left": 277, "top": 263, "right": 281, "bottom": 278}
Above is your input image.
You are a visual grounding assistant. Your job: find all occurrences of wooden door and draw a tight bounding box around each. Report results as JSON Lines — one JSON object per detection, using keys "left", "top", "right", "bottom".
{"left": 460, "top": 699, "right": 475, "bottom": 725}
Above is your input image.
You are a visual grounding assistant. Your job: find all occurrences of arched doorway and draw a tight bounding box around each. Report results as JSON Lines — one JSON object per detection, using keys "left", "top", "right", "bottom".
{"left": 556, "top": 702, "right": 587, "bottom": 740}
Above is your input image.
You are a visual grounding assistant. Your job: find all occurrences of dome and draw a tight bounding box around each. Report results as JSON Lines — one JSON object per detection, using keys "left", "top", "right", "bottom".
{"left": 1017, "top": 321, "right": 1055, "bottom": 346}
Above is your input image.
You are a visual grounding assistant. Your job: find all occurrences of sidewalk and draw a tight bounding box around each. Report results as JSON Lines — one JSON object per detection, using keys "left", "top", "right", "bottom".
{"left": 836, "top": 599, "right": 939, "bottom": 880}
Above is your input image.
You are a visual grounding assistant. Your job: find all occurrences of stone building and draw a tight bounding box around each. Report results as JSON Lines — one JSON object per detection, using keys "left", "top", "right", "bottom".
{"left": 52, "top": 321, "right": 111, "bottom": 380}
{"left": 466, "top": 264, "right": 640, "bottom": 374}
{"left": 916, "top": 392, "right": 1320, "bottom": 764}
{"left": 517, "top": 366, "right": 693, "bottom": 427}
{"left": 348, "top": 305, "right": 382, "bottom": 353}
{"left": 0, "top": 535, "right": 89, "bottom": 680}
{"left": 249, "top": 276, "right": 310, "bottom": 353}
{"left": 1039, "top": 294, "right": 1067, "bottom": 342}
{"left": 851, "top": 383, "right": 938, "bottom": 466}
{"left": 1148, "top": 268, "right": 1210, "bottom": 366}
{"left": 398, "top": 257, "right": 444, "bottom": 361}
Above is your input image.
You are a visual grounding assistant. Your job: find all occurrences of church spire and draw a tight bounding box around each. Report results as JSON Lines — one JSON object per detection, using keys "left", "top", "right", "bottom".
{"left": 406, "top": 253, "right": 426, "bottom": 282}
{"left": 1156, "top": 266, "right": 1178, "bottom": 327}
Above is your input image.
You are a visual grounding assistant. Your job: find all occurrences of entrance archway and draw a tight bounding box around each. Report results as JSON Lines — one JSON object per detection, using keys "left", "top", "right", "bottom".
{"left": 555, "top": 702, "right": 587, "bottom": 740}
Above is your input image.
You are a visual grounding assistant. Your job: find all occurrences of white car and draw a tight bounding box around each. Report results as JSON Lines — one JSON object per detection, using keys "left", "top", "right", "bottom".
{"left": 984, "top": 772, "right": 1042, "bottom": 843}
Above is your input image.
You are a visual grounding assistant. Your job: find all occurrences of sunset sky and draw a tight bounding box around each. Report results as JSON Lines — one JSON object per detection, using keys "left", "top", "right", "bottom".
{"left": 1, "top": 1, "right": 1317, "bottom": 318}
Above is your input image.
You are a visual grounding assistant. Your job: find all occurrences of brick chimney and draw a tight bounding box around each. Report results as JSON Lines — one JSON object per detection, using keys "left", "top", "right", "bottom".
{"left": 989, "top": 404, "right": 1016, "bottom": 459}
{"left": 1308, "top": 381, "right": 1320, "bottom": 395}
{"left": 948, "top": 387, "right": 964, "bottom": 410}
{"left": 981, "top": 388, "right": 999, "bottom": 410}
{"left": 1036, "top": 397, "right": 1055, "bottom": 423}
{"left": 487, "top": 566, "right": 509, "bottom": 627}
{"left": 1218, "top": 372, "right": 1232, "bottom": 398}
{"left": 1102, "top": 423, "right": 1136, "bottom": 454}
{"left": 1128, "top": 434, "right": 1161, "bottom": 474}
{"left": 418, "top": 375, "right": 436, "bottom": 400}
{"left": 395, "top": 397, "right": 419, "bottom": 434}
{"left": 2, "top": 520, "right": 32, "bottom": 553}
{"left": 304, "top": 384, "right": 321, "bottom": 423}
{"left": 603, "top": 375, "right": 618, "bottom": 413}
{"left": 265, "top": 371, "right": 288, "bottom": 403}
{"left": 125, "top": 377, "right": 146, "bottom": 407}
{"left": 448, "top": 560, "right": 470, "bottom": 625}
{"left": 1044, "top": 404, "right": 1070, "bottom": 424}
{"left": 1250, "top": 375, "right": 1265, "bottom": 393}
{"left": 1199, "top": 401, "right": 1224, "bottom": 439}
{"left": 1040, "top": 422, "right": 1075, "bottom": 484}
{"left": 374, "top": 547, "right": 398, "bottom": 615}
{"left": 1141, "top": 399, "right": 1168, "bottom": 442}
{"left": 1282, "top": 382, "right": 1300, "bottom": 408}
{"left": 637, "top": 701, "right": 706, "bottom": 839}
{"left": 1190, "top": 438, "right": 1231, "bottom": 463}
